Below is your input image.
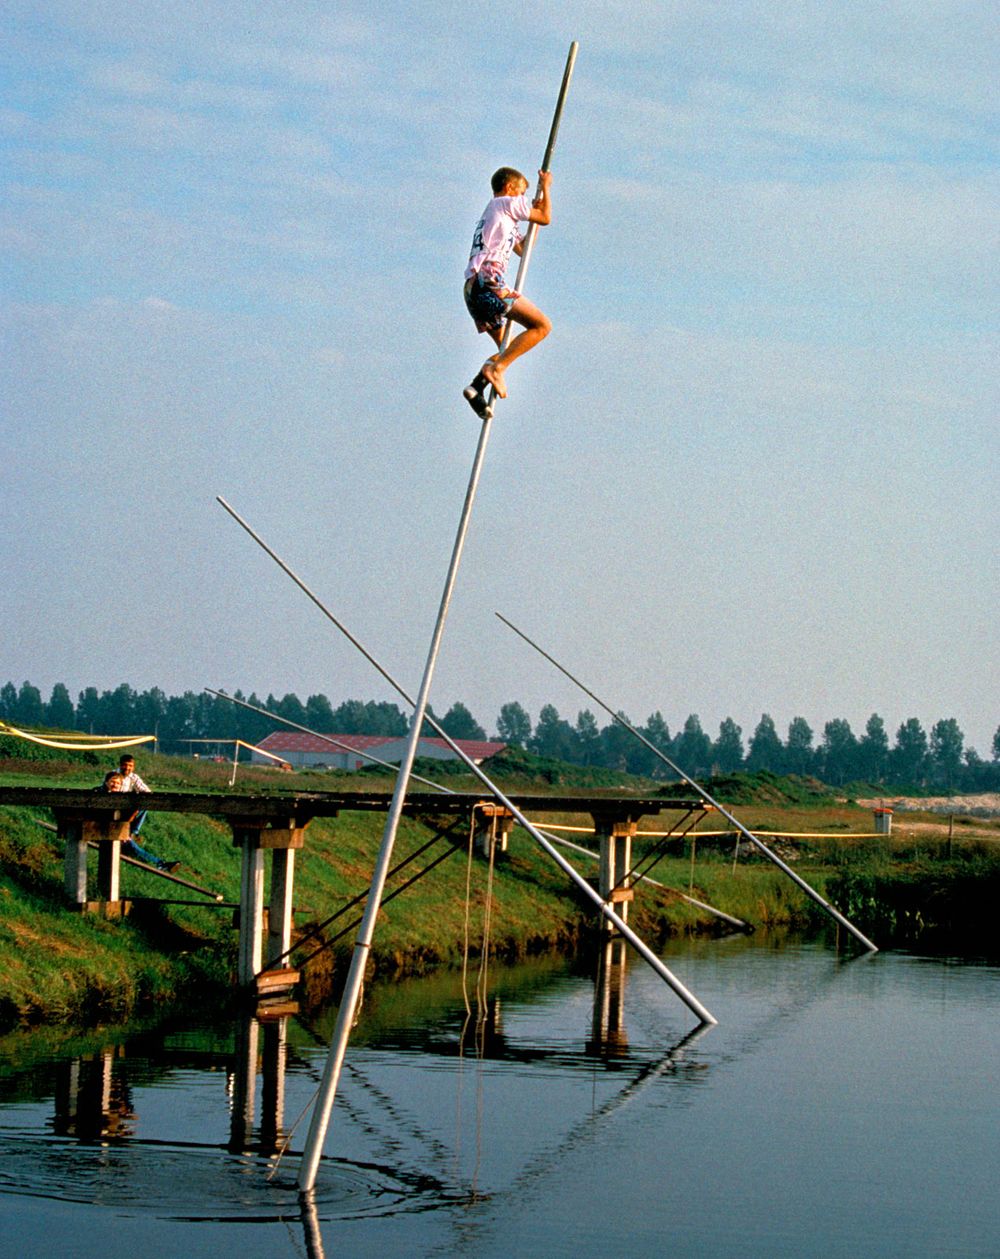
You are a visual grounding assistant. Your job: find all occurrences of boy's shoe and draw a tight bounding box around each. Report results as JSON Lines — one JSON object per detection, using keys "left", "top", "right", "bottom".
{"left": 463, "top": 381, "right": 492, "bottom": 420}
{"left": 162, "top": 861, "right": 181, "bottom": 874}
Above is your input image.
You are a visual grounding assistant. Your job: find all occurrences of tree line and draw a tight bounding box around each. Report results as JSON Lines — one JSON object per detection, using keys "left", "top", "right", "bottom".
{"left": 2, "top": 679, "right": 999, "bottom": 793}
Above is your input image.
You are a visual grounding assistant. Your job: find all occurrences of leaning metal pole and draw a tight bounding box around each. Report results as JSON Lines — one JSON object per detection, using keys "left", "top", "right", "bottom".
{"left": 495, "top": 613, "right": 879, "bottom": 953}
{"left": 294, "top": 44, "right": 580, "bottom": 1194}
{"left": 217, "top": 496, "right": 717, "bottom": 1031}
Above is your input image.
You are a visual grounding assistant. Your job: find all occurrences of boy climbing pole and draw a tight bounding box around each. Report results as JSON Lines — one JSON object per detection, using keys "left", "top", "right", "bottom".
{"left": 463, "top": 167, "right": 552, "bottom": 417}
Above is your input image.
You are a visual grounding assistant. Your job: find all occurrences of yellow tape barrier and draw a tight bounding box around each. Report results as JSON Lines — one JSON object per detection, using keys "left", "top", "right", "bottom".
{"left": 0, "top": 721, "right": 156, "bottom": 752}
{"left": 232, "top": 739, "right": 287, "bottom": 765}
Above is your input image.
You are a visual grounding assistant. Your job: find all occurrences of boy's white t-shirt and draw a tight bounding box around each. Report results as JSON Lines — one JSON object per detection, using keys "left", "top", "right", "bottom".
{"left": 465, "top": 193, "right": 534, "bottom": 283}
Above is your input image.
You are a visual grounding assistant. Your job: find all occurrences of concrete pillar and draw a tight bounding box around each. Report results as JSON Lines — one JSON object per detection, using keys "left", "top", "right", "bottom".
{"left": 54, "top": 810, "right": 130, "bottom": 911}
{"left": 230, "top": 816, "right": 308, "bottom": 986}
{"left": 96, "top": 839, "right": 122, "bottom": 904}
{"left": 234, "top": 828, "right": 266, "bottom": 985}
{"left": 268, "top": 848, "right": 296, "bottom": 968}
{"left": 594, "top": 815, "right": 636, "bottom": 933}
{"left": 61, "top": 818, "right": 89, "bottom": 906}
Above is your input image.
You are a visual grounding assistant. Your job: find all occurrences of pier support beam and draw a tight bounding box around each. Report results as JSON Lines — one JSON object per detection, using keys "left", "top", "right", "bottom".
{"left": 593, "top": 814, "right": 636, "bottom": 933}
{"left": 54, "top": 809, "right": 131, "bottom": 912}
{"left": 229, "top": 816, "right": 308, "bottom": 986}
{"left": 268, "top": 848, "right": 296, "bottom": 967}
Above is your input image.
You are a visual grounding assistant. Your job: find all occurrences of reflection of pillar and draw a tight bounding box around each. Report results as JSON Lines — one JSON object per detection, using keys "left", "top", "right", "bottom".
{"left": 53, "top": 1048, "right": 134, "bottom": 1140}
{"left": 259, "top": 1016, "right": 289, "bottom": 1154}
{"left": 229, "top": 1015, "right": 260, "bottom": 1153}
{"left": 594, "top": 815, "right": 636, "bottom": 933}
{"left": 589, "top": 937, "right": 629, "bottom": 1055}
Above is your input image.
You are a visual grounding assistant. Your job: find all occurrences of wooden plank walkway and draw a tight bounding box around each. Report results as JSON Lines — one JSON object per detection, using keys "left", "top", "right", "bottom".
{"left": 0, "top": 785, "right": 702, "bottom": 820}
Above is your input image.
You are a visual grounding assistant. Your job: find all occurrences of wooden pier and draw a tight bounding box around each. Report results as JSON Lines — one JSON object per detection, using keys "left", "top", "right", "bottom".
{"left": 0, "top": 785, "right": 707, "bottom": 992}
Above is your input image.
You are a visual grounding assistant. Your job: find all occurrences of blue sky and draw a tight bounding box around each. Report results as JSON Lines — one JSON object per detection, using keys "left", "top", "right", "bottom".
{"left": 2, "top": 1, "right": 997, "bottom": 754}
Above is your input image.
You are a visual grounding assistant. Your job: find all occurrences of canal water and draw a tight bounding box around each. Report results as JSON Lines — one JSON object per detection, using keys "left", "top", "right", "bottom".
{"left": 1, "top": 933, "right": 997, "bottom": 1258}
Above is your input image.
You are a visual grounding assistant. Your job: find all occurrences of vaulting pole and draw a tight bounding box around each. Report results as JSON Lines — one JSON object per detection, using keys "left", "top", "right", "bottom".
{"left": 217, "top": 497, "right": 717, "bottom": 1034}
{"left": 495, "top": 613, "right": 879, "bottom": 953}
{"left": 291, "top": 43, "right": 580, "bottom": 1193}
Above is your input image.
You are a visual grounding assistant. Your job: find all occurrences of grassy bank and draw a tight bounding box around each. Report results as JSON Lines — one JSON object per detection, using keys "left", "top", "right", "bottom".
{"left": 1, "top": 747, "right": 998, "bottom": 1030}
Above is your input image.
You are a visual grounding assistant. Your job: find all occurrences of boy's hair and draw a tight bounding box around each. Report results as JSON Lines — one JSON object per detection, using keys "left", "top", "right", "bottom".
{"left": 491, "top": 166, "right": 528, "bottom": 195}
{"left": 104, "top": 771, "right": 123, "bottom": 786}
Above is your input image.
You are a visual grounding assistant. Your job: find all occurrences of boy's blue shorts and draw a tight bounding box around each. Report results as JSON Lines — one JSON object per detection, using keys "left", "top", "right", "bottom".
{"left": 464, "top": 272, "right": 518, "bottom": 333}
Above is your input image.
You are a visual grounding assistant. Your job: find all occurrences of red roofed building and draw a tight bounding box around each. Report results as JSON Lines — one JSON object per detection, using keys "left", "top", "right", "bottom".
{"left": 252, "top": 731, "right": 506, "bottom": 772}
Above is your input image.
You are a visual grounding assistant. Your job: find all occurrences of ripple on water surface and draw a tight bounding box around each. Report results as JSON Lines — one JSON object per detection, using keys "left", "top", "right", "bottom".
{"left": 0, "top": 1126, "right": 456, "bottom": 1223}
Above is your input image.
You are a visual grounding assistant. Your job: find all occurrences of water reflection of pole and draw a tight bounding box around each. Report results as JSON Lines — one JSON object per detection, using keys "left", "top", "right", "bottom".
{"left": 589, "top": 938, "right": 630, "bottom": 1056}
{"left": 498, "top": 1022, "right": 711, "bottom": 1206}
{"left": 300, "top": 1190, "right": 327, "bottom": 1259}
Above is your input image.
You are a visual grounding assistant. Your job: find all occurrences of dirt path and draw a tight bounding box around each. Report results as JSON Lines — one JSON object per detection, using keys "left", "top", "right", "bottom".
{"left": 856, "top": 793, "right": 1000, "bottom": 817}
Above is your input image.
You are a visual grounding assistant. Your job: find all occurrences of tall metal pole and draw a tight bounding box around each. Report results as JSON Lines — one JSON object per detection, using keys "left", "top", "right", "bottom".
{"left": 293, "top": 43, "right": 580, "bottom": 1194}
{"left": 495, "top": 613, "right": 879, "bottom": 954}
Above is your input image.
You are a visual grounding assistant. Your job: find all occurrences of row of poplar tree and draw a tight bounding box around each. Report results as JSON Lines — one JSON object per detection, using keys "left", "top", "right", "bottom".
{"left": 2, "top": 679, "right": 998, "bottom": 793}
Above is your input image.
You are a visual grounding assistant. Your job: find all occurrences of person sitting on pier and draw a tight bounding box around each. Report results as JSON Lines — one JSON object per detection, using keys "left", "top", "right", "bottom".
{"left": 96, "top": 770, "right": 180, "bottom": 873}
{"left": 117, "top": 753, "right": 150, "bottom": 840}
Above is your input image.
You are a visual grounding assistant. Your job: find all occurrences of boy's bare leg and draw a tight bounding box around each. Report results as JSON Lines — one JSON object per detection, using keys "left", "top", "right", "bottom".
{"left": 480, "top": 359, "right": 507, "bottom": 399}
{"left": 475, "top": 325, "right": 504, "bottom": 399}
{"left": 464, "top": 323, "right": 503, "bottom": 413}
{"left": 483, "top": 297, "right": 551, "bottom": 398}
